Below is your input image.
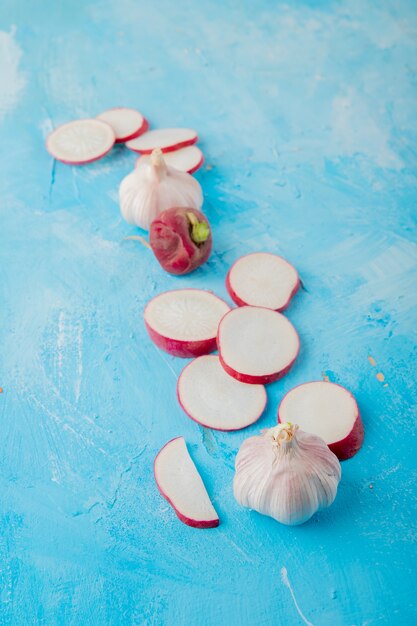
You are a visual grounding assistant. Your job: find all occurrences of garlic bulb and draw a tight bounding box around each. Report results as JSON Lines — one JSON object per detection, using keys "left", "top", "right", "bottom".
{"left": 233, "top": 423, "right": 341, "bottom": 526}
{"left": 119, "top": 148, "right": 203, "bottom": 230}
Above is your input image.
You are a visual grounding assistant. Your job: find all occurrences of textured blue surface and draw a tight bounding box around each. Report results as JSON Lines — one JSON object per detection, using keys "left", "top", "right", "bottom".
{"left": 1, "top": 1, "right": 417, "bottom": 624}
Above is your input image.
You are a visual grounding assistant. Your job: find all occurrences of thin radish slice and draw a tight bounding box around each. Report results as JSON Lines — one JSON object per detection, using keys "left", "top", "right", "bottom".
{"left": 136, "top": 145, "right": 204, "bottom": 174}
{"left": 278, "top": 381, "right": 364, "bottom": 461}
{"left": 46, "top": 119, "right": 115, "bottom": 165}
{"left": 154, "top": 437, "right": 219, "bottom": 528}
{"left": 226, "top": 252, "right": 300, "bottom": 311}
{"left": 217, "top": 306, "right": 299, "bottom": 384}
{"left": 144, "top": 289, "right": 230, "bottom": 358}
{"left": 177, "top": 355, "right": 267, "bottom": 431}
{"left": 96, "top": 107, "right": 148, "bottom": 143}
{"left": 126, "top": 128, "right": 198, "bottom": 154}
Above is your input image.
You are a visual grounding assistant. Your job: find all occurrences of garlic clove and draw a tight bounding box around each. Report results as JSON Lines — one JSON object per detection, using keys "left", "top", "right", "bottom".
{"left": 234, "top": 423, "right": 341, "bottom": 526}
{"left": 119, "top": 149, "right": 203, "bottom": 230}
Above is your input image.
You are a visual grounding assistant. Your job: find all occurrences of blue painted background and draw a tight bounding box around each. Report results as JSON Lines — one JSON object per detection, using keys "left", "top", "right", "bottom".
{"left": 1, "top": 1, "right": 416, "bottom": 624}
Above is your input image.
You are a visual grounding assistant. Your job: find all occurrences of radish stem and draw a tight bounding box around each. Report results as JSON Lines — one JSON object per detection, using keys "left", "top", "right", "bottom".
{"left": 187, "top": 211, "right": 210, "bottom": 244}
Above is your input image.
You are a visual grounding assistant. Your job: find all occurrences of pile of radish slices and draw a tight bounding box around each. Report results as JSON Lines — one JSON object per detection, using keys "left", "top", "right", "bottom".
{"left": 45, "top": 107, "right": 204, "bottom": 174}
{"left": 151, "top": 252, "right": 364, "bottom": 529}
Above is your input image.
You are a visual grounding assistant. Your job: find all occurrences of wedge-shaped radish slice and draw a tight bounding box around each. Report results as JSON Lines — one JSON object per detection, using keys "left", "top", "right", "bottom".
{"left": 126, "top": 128, "right": 198, "bottom": 154}
{"left": 154, "top": 437, "right": 219, "bottom": 528}
{"left": 218, "top": 306, "right": 299, "bottom": 384}
{"left": 278, "top": 381, "right": 364, "bottom": 461}
{"left": 136, "top": 145, "right": 204, "bottom": 174}
{"left": 46, "top": 119, "right": 115, "bottom": 164}
{"left": 144, "top": 289, "right": 230, "bottom": 358}
{"left": 226, "top": 252, "right": 300, "bottom": 311}
{"left": 177, "top": 355, "right": 267, "bottom": 431}
{"left": 96, "top": 107, "right": 148, "bottom": 143}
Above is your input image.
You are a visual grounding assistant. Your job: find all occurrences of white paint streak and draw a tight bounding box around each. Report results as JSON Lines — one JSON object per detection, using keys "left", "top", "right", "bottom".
{"left": 280, "top": 567, "right": 314, "bottom": 626}
{"left": 57, "top": 311, "right": 65, "bottom": 388}
{"left": 74, "top": 323, "right": 83, "bottom": 403}
{"left": 0, "top": 27, "right": 25, "bottom": 121}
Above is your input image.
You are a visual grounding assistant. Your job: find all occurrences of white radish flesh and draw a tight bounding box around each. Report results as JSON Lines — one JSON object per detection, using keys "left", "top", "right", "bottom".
{"left": 177, "top": 355, "right": 267, "bottom": 431}
{"left": 144, "top": 289, "right": 230, "bottom": 358}
{"left": 278, "top": 381, "right": 364, "bottom": 461}
{"left": 226, "top": 252, "right": 299, "bottom": 311}
{"left": 96, "top": 107, "right": 148, "bottom": 143}
{"left": 154, "top": 437, "right": 219, "bottom": 528}
{"left": 46, "top": 119, "right": 115, "bottom": 164}
{"left": 126, "top": 128, "right": 198, "bottom": 154}
{"left": 136, "top": 145, "right": 204, "bottom": 174}
{"left": 217, "top": 306, "right": 299, "bottom": 384}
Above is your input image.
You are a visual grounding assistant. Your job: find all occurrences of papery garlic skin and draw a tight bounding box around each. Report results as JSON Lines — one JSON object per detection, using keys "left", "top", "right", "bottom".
{"left": 233, "top": 423, "right": 341, "bottom": 526}
{"left": 119, "top": 149, "right": 203, "bottom": 230}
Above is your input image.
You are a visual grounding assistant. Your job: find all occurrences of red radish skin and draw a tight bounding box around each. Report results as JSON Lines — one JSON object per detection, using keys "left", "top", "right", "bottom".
{"left": 126, "top": 128, "right": 198, "bottom": 154}
{"left": 136, "top": 145, "right": 204, "bottom": 174}
{"left": 154, "top": 437, "right": 219, "bottom": 529}
{"left": 144, "top": 289, "right": 230, "bottom": 358}
{"left": 278, "top": 381, "right": 364, "bottom": 461}
{"left": 46, "top": 119, "right": 116, "bottom": 165}
{"left": 96, "top": 107, "right": 149, "bottom": 143}
{"left": 217, "top": 306, "right": 300, "bottom": 385}
{"left": 177, "top": 355, "right": 267, "bottom": 431}
{"left": 149, "top": 207, "right": 212, "bottom": 276}
{"left": 226, "top": 252, "right": 300, "bottom": 312}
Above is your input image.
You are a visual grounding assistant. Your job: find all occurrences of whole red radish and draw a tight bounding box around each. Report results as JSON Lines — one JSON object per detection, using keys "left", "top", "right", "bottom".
{"left": 149, "top": 207, "right": 212, "bottom": 275}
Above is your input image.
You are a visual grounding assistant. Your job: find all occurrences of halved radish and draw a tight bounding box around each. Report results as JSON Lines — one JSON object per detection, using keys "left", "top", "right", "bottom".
{"left": 154, "top": 437, "right": 219, "bottom": 528}
{"left": 177, "top": 355, "right": 267, "bottom": 431}
{"left": 226, "top": 252, "right": 300, "bottom": 311}
{"left": 136, "top": 145, "right": 204, "bottom": 174}
{"left": 46, "top": 119, "right": 115, "bottom": 165}
{"left": 96, "top": 107, "right": 148, "bottom": 143}
{"left": 217, "top": 306, "right": 299, "bottom": 384}
{"left": 126, "top": 128, "right": 198, "bottom": 154}
{"left": 278, "top": 381, "right": 364, "bottom": 461}
{"left": 144, "top": 289, "right": 230, "bottom": 358}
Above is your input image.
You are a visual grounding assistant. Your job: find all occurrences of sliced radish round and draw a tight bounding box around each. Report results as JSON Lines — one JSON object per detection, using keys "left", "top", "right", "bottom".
{"left": 46, "top": 119, "right": 115, "bottom": 164}
{"left": 136, "top": 145, "right": 204, "bottom": 174}
{"left": 96, "top": 107, "right": 148, "bottom": 143}
{"left": 154, "top": 437, "right": 219, "bottom": 528}
{"left": 217, "top": 306, "right": 299, "bottom": 384}
{"left": 144, "top": 289, "right": 230, "bottom": 358}
{"left": 126, "top": 128, "right": 198, "bottom": 154}
{"left": 226, "top": 252, "right": 299, "bottom": 311}
{"left": 177, "top": 355, "right": 267, "bottom": 431}
{"left": 278, "top": 381, "right": 364, "bottom": 461}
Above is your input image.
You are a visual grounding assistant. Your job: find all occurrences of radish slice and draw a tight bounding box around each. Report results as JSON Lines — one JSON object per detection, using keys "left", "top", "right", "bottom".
{"left": 144, "top": 289, "right": 230, "bottom": 358}
{"left": 226, "top": 252, "right": 300, "bottom": 311}
{"left": 154, "top": 437, "right": 219, "bottom": 528}
{"left": 126, "top": 128, "right": 198, "bottom": 154}
{"left": 46, "top": 119, "right": 115, "bottom": 165}
{"left": 177, "top": 355, "right": 267, "bottom": 431}
{"left": 217, "top": 306, "right": 299, "bottom": 384}
{"left": 96, "top": 107, "right": 148, "bottom": 143}
{"left": 136, "top": 145, "right": 204, "bottom": 174}
{"left": 278, "top": 381, "right": 364, "bottom": 461}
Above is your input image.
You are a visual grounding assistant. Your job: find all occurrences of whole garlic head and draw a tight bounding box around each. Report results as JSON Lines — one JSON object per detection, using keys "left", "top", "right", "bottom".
{"left": 119, "top": 149, "right": 203, "bottom": 230}
{"left": 233, "top": 423, "right": 341, "bottom": 526}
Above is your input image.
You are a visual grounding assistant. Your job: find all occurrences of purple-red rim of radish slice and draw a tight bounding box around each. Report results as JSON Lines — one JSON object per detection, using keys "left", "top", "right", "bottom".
{"left": 126, "top": 128, "right": 198, "bottom": 154}
{"left": 96, "top": 107, "right": 149, "bottom": 143}
{"left": 46, "top": 118, "right": 116, "bottom": 165}
{"left": 154, "top": 437, "right": 219, "bottom": 529}
{"left": 217, "top": 305, "right": 300, "bottom": 384}
{"left": 136, "top": 145, "right": 204, "bottom": 174}
{"left": 226, "top": 252, "right": 300, "bottom": 312}
{"left": 144, "top": 289, "right": 231, "bottom": 358}
{"left": 278, "top": 381, "right": 364, "bottom": 461}
{"left": 177, "top": 355, "right": 267, "bottom": 431}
